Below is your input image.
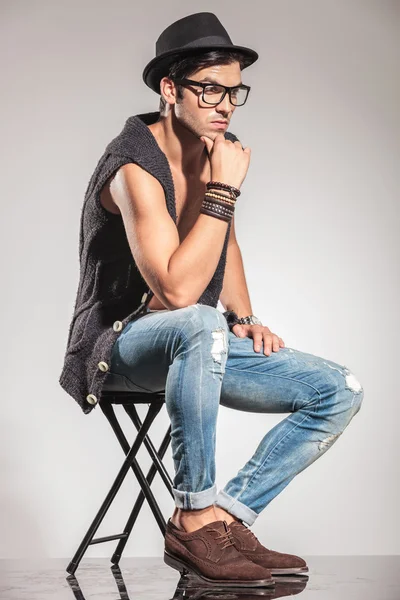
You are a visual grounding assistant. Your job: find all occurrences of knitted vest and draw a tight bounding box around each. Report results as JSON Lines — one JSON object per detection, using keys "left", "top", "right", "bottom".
{"left": 59, "top": 111, "right": 239, "bottom": 414}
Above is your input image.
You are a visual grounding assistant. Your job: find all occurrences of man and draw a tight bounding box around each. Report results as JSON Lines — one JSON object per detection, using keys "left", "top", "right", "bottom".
{"left": 60, "top": 12, "right": 364, "bottom": 589}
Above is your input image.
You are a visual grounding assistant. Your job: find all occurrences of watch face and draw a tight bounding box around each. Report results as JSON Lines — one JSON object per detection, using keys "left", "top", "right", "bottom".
{"left": 250, "top": 317, "right": 262, "bottom": 325}
{"left": 237, "top": 316, "right": 262, "bottom": 325}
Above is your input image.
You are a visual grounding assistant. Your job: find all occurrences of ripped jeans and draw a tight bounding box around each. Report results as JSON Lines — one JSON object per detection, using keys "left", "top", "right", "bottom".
{"left": 105, "top": 304, "right": 364, "bottom": 526}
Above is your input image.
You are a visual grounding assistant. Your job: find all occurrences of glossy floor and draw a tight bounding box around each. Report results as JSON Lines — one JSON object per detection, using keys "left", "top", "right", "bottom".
{"left": 1, "top": 557, "right": 399, "bottom": 599}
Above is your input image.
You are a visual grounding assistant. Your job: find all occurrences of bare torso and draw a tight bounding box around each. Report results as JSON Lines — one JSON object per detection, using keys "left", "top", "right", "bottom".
{"left": 99, "top": 152, "right": 211, "bottom": 310}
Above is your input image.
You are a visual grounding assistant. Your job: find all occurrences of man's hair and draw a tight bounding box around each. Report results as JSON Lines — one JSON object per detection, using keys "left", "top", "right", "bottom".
{"left": 158, "top": 50, "right": 247, "bottom": 113}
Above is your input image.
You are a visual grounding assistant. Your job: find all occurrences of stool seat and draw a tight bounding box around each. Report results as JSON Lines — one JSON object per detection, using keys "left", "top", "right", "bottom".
{"left": 101, "top": 388, "right": 166, "bottom": 405}
{"left": 66, "top": 388, "right": 173, "bottom": 575}
{"left": 101, "top": 369, "right": 165, "bottom": 396}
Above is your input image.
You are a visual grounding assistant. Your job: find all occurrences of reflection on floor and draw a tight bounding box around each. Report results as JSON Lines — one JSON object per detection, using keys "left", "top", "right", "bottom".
{"left": 1, "top": 556, "right": 399, "bottom": 600}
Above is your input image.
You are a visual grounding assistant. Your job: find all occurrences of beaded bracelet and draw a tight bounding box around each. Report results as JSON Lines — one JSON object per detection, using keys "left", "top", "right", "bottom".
{"left": 207, "top": 186, "right": 238, "bottom": 201}
{"left": 206, "top": 187, "right": 237, "bottom": 201}
{"left": 206, "top": 181, "right": 241, "bottom": 198}
{"left": 204, "top": 192, "right": 236, "bottom": 206}
{"left": 207, "top": 181, "right": 241, "bottom": 196}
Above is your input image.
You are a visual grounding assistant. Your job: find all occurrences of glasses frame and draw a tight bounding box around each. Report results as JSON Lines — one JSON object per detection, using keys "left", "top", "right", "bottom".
{"left": 170, "top": 78, "right": 251, "bottom": 106}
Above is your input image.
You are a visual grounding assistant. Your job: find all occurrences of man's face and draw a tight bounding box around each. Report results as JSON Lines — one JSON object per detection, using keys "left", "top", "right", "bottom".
{"left": 171, "top": 61, "right": 242, "bottom": 140}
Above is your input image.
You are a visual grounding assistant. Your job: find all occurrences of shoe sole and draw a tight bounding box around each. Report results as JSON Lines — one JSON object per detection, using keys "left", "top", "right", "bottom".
{"left": 270, "top": 566, "right": 309, "bottom": 576}
{"left": 164, "top": 550, "right": 275, "bottom": 588}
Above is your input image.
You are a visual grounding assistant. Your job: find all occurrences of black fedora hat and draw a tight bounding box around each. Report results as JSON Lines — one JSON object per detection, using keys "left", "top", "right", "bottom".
{"left": 142, "top": 12, "right": 259, "bottom": 94}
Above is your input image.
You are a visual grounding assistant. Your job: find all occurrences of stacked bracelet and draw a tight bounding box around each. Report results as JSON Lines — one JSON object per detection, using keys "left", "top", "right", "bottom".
{"left": 200, "top": 180, "right": 240, "bottom": 223}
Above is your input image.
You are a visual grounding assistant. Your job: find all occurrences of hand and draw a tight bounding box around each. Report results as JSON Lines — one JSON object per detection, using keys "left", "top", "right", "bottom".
{"left": 231, "top": 323, "right": 285, "bottom": 356}
{"left": 200, "top": 133, "right": 251, "bottom": 191}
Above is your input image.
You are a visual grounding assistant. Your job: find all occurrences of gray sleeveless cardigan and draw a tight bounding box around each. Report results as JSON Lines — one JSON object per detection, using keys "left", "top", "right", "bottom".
{"left": 59, "top": 111, "right": 240, "bottom": 415}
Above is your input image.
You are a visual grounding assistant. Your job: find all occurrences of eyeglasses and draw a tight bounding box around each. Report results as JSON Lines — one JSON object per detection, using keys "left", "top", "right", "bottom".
{"left": 171, "top": 78, "right": 251, "bottom": 106}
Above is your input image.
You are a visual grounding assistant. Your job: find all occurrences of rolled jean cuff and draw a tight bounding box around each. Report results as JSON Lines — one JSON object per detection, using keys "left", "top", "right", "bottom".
{"left": 214, "top": 490, "right": 259, "bottom": 526}
{"left": 172, "top": 483, "right": 218, "bottom": 510}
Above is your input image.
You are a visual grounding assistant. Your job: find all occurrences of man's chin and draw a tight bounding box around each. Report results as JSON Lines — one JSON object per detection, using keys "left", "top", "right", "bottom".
{"left": 204, "top": 129, "right": 222, "bottom": 139}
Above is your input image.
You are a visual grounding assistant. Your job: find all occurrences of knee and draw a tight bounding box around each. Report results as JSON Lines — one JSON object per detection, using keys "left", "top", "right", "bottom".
{"left": 313, "top": 360, "right": 364, "bottom": 422}
{"left": 179, "top": 304, "right": 229, "bottom": 359}
{"left": 330, "top": 365, "right": 364, "bottom": 421}
{"left": 342, "top": 366, "right": 364, "bottom": 416}
{"left": 180, "top": 304, "right": 229, "bottom": 337}
{"left": 349, "top": 382, "right": 364, "bottom": 417}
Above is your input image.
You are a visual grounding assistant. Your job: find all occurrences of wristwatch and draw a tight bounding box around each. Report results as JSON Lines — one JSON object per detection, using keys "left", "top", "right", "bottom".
{"left": 238, "top": 315, "right": 263, "bottom": 326}
{"left": 223, "top": 310, "right": 263, "bottom": 331}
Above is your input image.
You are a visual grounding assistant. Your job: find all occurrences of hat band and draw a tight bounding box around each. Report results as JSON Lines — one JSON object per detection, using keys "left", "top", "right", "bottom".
{"left": 184, "top": 35, "right": 231, "bottom": 47}
{"left": 160, "top": 34, "right": 232, "bottom": 54}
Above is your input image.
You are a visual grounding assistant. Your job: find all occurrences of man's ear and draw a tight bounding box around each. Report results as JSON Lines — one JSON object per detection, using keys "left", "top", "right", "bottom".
{"left": 159, "top": 76, "right": 176, "bottom": 105}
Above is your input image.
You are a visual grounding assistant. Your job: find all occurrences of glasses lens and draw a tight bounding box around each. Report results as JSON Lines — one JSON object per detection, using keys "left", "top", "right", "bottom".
{"left": 230, "top": 86, "right": 249, "bottom": 106}
{"left": 203, "top": 84, "right": 226, "bottom": 104}
{"left": 203, "top": 84, "right": 249, "bottom": 106}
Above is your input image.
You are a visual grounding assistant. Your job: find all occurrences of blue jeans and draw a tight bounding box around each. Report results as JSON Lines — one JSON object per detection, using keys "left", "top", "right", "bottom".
{"left": 106, "top": 304, "right": 364, "bottom": 526}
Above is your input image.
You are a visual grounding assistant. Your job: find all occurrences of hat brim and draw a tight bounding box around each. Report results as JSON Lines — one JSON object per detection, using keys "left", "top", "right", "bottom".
{"left": 142, "top": 45, "right": 259, "bottom": 94}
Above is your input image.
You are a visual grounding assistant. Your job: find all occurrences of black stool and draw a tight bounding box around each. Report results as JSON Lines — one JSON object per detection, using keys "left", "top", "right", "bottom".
{"left": 66, "top": 389, "right": 174, "bottom": 575}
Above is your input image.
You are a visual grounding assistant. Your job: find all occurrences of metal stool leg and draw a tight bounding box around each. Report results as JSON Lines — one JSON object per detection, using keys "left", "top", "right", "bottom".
{"left": 124, "top": 403, "right": 174, "bottom": 492}
{"left": 66, "top": 400, "right": 162, "bottom": 575}
{"left": 100, "top": 401, "right": 170, "bottom": 531}
{"left": 111, "top": 423, "right": 173, "bottom": 564}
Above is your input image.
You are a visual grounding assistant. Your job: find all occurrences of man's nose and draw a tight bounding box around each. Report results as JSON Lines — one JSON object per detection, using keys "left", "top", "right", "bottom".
{"left": 216, "top": 91, "right": 232, "bottom": 113}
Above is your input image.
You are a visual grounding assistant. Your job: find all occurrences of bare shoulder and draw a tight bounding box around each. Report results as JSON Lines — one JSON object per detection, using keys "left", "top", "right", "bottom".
{"left": 109, "top": 162, "right": 165, "bottom": 217}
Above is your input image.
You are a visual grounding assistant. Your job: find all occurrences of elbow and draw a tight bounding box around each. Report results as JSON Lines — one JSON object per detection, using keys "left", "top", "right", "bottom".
{"left": 163, "top": 289, "right": 197, "bottom": 311}
{"left": 163, "top": 257, "right": 198, "bottom": 310}
{"left": 161, "top": 271, "right": 199, "bottom": 310}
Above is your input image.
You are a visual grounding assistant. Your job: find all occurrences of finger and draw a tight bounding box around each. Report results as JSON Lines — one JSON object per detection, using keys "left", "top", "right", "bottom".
{"left": 263, "top": 333, "right": 273, "bottom": 356}
{"left": 253, "top": 331, "right": 264, "bottom": 353}
{"left": 272, "top": 335, "right": 281, "bottom": 352}
{"left": 232, "top": 324, "right": 246, "bottom": 337}
{"left": 279, "top": 338, "right": 285, "bottom": 347}
{"left": 200, "top": 136, "right": 214, "bottom": 155}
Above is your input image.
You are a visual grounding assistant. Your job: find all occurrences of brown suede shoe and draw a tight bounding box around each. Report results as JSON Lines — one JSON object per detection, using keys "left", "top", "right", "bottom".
{"left": 164, "top": 518, "right": 275, "bottom": 588}
{"left": 229, "top": 520, "right": 309, "bottom": 576}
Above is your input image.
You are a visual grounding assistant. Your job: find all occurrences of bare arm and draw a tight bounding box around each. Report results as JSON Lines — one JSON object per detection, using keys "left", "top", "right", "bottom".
{"left": 110, "top": 162, "right": 230, "bottom": 309}
{"left": 219, "top": 219, "right": 253, "bottom": 317}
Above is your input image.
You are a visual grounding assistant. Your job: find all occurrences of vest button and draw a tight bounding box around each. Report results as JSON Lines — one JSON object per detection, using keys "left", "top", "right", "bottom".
{"left": 113, "top": 320, "right": 123, "bottom": 332}
{"left": 98, "top": 361, "right": 109, "bottom": 372}
{"left": 86, "top": 394, "right": 98, "bottom": 405}
{"left": 141, "top": 292, "right": 148, "bottom": 303}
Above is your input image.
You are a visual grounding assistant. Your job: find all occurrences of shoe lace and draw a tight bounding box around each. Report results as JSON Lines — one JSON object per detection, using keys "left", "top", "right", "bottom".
{"left": 238, "top": 522, "right": 261, "bottom": 545}
{"left": 206, "top": 526, "right": 236, "bottom": 549}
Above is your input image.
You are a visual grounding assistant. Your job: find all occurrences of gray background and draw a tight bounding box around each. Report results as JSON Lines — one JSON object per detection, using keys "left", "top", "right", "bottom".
{"left": 1, "top": 0, "right": 399, "bottom": 558}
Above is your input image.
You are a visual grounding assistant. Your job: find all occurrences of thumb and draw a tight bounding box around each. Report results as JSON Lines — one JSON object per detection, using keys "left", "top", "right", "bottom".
{"left": 200, "top": 135, "right": 213, "bottom": 155}
{"left": 235, "top": 327, "right": 245, "bottom": 337}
